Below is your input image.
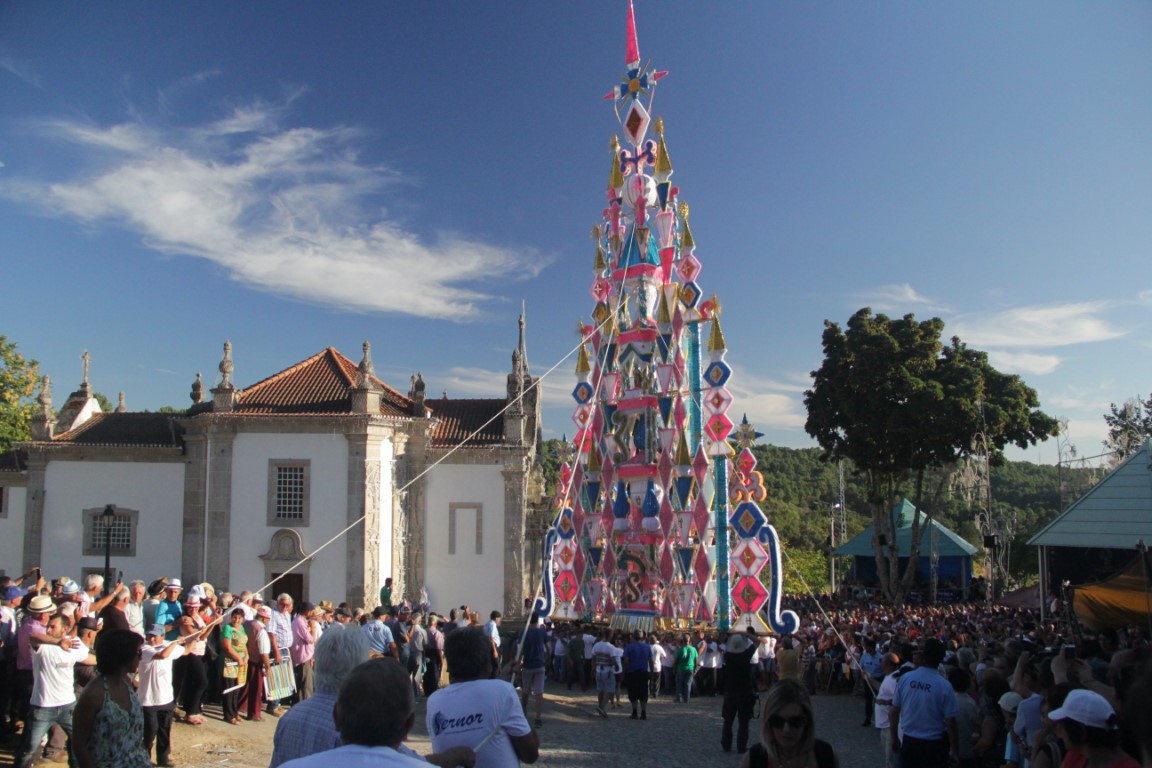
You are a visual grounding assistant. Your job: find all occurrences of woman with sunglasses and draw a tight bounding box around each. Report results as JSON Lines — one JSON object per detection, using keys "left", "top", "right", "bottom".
{"left": 740, "top": 679, "right": 839, "bottom": 768}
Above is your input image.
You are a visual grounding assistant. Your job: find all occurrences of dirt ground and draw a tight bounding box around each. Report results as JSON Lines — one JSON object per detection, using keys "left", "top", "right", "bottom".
{"left": 2, "top": 680, "right": 886, "bottom": 768}
{"left": 0, "top": 697, "right": 435, "bottom": 768}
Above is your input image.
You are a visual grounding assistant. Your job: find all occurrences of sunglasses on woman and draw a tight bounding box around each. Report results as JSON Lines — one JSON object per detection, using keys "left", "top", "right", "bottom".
{"left": 768, "top": 715, "right": 808, "bottom": 730}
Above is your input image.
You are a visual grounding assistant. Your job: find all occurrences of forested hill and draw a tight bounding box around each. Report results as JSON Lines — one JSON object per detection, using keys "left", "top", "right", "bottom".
{"left": 539, "top": 440, "right": 1101, "bottom": 578}
{"left": 751, "top": 443, "right": 1097, "bottom": 554}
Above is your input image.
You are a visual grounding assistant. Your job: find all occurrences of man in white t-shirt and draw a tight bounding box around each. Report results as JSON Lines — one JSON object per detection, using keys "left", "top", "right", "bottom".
{"left": 15, "top": 612, "right": 92, "bottom": 768}
{"left": 756, "top": 634, "right": 777, "bottom": 690}
{"left": 873, "top": 652, "right": 901, "bottom": 768}
{"left": 649, "top": 635, "right": 667, "bottom": 697}
{"left": 550, "top": 629, "right": 567, "bottom": 684}
{"left": 139, "top": 623, "right": 199, "bottom": 768}
{"left": 427, "top": 627, "right": 538, "bottom": 768}
{"left": 581, "top": 628, "right": 596, "bottom": 692}
{"left": 591, "top": 632, "right": 621, "bottom": 718}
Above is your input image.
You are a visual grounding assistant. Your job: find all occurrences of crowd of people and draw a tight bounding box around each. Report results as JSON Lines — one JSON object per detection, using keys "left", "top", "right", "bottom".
{"left": 0, "top": 567, "right": 524, "bottom": 768}
{"left": 4, "top": 565, "right": 1152, "bottom": 768}
{"left": 768, "top": 593, "right": 1152, "bottom": 768}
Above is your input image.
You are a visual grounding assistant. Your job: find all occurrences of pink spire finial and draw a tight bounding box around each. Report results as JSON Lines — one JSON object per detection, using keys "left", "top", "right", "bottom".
{"left": 625, "top": 0, "right": 640, "bottom": 68}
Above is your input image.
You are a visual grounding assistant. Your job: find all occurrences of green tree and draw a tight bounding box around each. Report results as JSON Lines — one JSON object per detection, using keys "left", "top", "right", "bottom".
{"left": 1102, "top": 395, "right": 1152, "bottom": 464}
{"left": 0, "top": 335, "right": 41, "bottom": 452}
{"left": 803, "top": 308, "right": 1058, "bottom": 604}
{"left": 538, "top": 438, "right": 564, "bottom": 495}
{"left": 777, "top": 546, "right": 830, "bottom": 596}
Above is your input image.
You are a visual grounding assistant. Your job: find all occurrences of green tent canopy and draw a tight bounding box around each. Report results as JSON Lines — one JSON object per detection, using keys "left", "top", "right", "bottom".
{"left": 834, "top": 499, "right": 979, "bottom": 558}
{"left": 834, "top": 499, "right": 978, "bottom": 595}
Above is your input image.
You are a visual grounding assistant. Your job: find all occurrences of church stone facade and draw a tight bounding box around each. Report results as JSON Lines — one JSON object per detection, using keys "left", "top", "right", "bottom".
{"left": 0, "top": 324, "right": 547, "bottom": 615}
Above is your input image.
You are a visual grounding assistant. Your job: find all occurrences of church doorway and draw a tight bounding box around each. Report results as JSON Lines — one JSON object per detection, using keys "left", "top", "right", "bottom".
{"left": 270, "top": 572, "right": 304, "bottom": 606}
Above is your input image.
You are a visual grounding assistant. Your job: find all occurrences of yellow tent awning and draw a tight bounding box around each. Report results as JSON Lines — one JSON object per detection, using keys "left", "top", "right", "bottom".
{"left": 1071, "top": 552, "right": 1152, "bottom": 631}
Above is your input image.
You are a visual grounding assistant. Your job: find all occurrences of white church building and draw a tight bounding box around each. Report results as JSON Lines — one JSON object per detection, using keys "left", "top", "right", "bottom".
{"left": 0, "top": 322, "right": 547, "bottom": 615}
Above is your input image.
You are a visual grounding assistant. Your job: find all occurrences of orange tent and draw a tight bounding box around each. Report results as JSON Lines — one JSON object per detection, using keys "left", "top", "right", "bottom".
{"left": 1071, "top": 551, "right": 1152, "bottom": 631}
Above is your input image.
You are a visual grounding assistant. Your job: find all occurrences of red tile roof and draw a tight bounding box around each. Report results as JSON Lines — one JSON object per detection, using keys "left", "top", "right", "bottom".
{"left": 428, "top": 398, "right": 507, "bottom": 447}
{"left": 50, "top": 413, "right": 185, "bottom": 447}
{"left": 234, "top": 347, "right": 413, "bottom": 417}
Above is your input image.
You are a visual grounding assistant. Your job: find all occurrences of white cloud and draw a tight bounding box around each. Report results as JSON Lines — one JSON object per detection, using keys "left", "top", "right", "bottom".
{"left": 857, "top": 283, "right": 947, "bottom": 314}
{"left": 1052, "top": 418, "right": 1111, "bottom": 461}
{"left": 0, "top": 54, "right": 40, "bottom": 88}
{"left": 434, "top": 358, "right": 810, "bottom": 441}
{"left": 721, "top": 365, "right": 808, "bottom": 431}
{"left": 951, "top": 302, "right": 1127, "bottom": 349}
{"left": 157, "top": 70, "right": 222, "bottom": 115}
{"left": 5, "top": 106, "right": 543, "bottom": 320}
{"left": 432, "top": 364, "right": 576, "bottom": 411}
{"left": 1043, "top": 380, "right": 1117, "bottom": 413}
{"left": 986, "top": 350, "right": 1062, "bottom": 376}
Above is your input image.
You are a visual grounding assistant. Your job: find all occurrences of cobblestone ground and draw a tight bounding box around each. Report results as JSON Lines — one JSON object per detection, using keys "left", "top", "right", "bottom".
{"left": 2, "top": 681, "right": 884, "bottom": 768}
{"left": 447, "top": 682, "right": 885, "bottom": 768}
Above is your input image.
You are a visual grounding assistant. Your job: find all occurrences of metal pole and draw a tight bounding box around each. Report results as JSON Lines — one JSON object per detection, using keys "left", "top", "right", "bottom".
{"left": 102, "top": 504, "right": 114, "bottom": 596}
{"left": 830, "top": 513, "right": 836, "bottom": 594}
{"left": 715, "top": 456, "right": 731, "bottom": 631}
{"left": 1038, "top": 545, "right": 1047, "bottom": 622}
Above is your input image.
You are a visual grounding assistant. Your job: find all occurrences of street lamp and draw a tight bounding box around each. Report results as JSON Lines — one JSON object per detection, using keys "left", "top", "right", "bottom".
{"left": 101, "top": 504, "right": 116, "bottom": 596}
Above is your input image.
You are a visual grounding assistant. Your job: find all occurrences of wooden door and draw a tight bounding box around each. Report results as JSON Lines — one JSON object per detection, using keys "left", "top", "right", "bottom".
{"left": 270, "top": 572, "right": 304, "bottom": 606}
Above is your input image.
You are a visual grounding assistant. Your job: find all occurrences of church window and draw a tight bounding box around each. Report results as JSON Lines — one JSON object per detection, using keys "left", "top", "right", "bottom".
{"left": 448, "top": 503, "right": 483, "bottom": 555}
{"left": 82, "top": 507, "right": 139, "bottom": 557}
{"left": 268, "top": 460, "right": 311, "bottom": 527}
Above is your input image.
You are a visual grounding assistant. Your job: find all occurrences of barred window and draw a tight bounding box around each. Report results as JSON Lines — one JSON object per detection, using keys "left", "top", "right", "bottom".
{"left": 88, "top": 514, "right": 133, "bottom": 551}
{"left": 276, "top": 467, "right": 306, "bottom": 519}
{"left": 82, "top": 508, "right": 139, "bottom": 557}
{"left": 267, "top": 460, "right": 311, "bottom": 526}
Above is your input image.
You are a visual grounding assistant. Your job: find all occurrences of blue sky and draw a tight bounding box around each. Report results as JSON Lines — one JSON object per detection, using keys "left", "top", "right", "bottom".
{"left": 2, "top": 2, "right": 1149, "bottom": 466}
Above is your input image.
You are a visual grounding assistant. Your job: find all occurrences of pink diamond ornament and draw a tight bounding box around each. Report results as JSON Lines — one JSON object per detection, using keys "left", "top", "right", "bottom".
{"left": 731, "top": 538, "right": 768, "bottom": 577}
{"left": 732, "top": 575, "right": 768, "bottom": 614}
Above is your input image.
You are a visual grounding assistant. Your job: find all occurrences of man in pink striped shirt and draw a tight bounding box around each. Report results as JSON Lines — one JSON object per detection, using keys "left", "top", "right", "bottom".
{"left": 290, "top": 602, "right": 320, "bottom": 701}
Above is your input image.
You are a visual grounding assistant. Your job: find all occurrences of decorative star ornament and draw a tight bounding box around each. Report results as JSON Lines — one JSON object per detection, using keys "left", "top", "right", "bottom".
{"left": 733, "top": 414, "right": 764, "bottom": 450}
{"left": 604, "top": 1, "right": 667, "bottom": 102}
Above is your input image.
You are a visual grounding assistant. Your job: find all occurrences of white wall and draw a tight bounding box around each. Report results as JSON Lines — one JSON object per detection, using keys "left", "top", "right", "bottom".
{"left": 229, "top": 432, "right": 349, "bottom": 603}
{"left": 39, "top": 461, "right": 185, "bottom": 584}
{"left": 423, "top": 462, "right": 506, "bottom": 615}
{"left": 0, "top": 486, "right": 28, "bottom": 575}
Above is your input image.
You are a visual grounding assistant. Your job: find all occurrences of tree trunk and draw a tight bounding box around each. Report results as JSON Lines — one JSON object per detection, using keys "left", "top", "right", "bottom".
{"left": 899, "top": 467, "right": 953, "bottom": 605}
{"left": 896, "top": 468, "right": 927, "bottom": 604}
{"left": 871, "top": 498, "right": 892, "bottom": 601}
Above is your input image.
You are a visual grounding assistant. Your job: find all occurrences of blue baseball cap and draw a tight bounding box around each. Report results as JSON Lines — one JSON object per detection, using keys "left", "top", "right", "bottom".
{"left": 1, "top": 585, "right": 26, "bottom": 601}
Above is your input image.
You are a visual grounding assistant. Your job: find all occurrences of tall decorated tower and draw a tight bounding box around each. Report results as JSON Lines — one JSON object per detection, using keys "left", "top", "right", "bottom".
{"left": 536, "top": 2, "right": 799, "bottom": 635}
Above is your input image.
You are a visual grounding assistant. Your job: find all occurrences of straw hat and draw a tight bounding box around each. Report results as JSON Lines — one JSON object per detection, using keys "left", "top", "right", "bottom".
{"left": 28, "top": 595, "right": 56, "bottom": 614}
{"left": 726, "top": 631, "right": 754, "bottom": 654}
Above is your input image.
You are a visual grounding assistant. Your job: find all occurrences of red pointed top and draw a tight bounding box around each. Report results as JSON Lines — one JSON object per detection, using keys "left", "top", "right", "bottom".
{"left": 625, "top": 0, "right": 640, "bottom": 67}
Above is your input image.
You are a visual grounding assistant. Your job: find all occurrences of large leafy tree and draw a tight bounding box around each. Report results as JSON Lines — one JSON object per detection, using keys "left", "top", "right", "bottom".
{"left": 803, "top": 308, "right": 1058, "bottom": 604}
{"left": 1102, "top": 395, "right": 1152, "bottom": 464}
{"left": 0, "top": 335, "right": 41, "bottom": 453}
